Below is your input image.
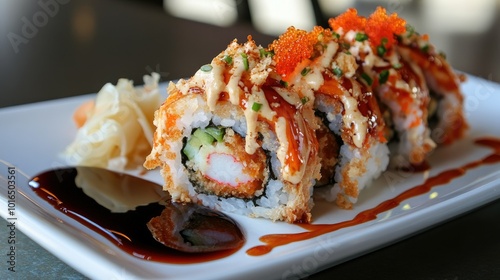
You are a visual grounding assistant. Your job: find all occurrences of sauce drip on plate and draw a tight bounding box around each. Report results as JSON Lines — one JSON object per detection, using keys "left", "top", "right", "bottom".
{"left": 246, "top": 137, "right": 500, "bottom": 256}
{"left": 29, "top": 167, "right": 244, "bottom": 264}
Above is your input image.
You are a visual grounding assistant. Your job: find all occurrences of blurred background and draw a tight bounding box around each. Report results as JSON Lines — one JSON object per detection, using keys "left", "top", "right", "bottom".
{"left": 1, "top": 0, "right": 499, "bottom": 108}
{"left": 1, "top": 1, "right": 500, "bottom": 279}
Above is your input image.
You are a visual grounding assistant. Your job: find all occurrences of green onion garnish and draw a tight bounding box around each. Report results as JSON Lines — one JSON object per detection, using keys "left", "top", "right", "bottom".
{"left": 361, "top": 72, "right": 373, "bottom": 86}
{"left": 406, "top": 25, "right": 415, "bottom": 38}
{"left": 379, "top": 69, "right": 389, "bottom": 84}
{"left": 259, "top": 49, "right": 274, "bottom": 58}
{"left": 241, "top": 53, "right": 249, "bottom": 70}
{"left": 377, "top": 37, "right": 388, "bottom": 56}
{"left": 333, "top": 67, "right": 343, "bottom": 77}
{"left": 393, "top": 63, "right": 402, "bottom": 69}
{"left": 301, "top": 67, "right": 311, "bottom": 76}
{"left": 377, "top": 45, "right": 387, "bottom": 56}
{"left": 222, "top": 55, "right": 232, "bottom": 64}
{"left": 421, "top": 44, "right": 429, "bottom": 53}
{"left": 301, "top": 96, "right": 309, "bottom": 105}
{"left": 252, "top": 102, "right": 262, "bottom": 112}
{"left": 279, "top": 80, "right": 288, "bottom": 88}
{"left": 200, "top": 64, "right": 213, "bottom": 72}
{"left": 342, "top": 42, "right": 351, "bottom": 49}
{"left": 333, "top": 32, "right": 340, "bottom": 39}
{"left": 355, "top": 33, "right": 368, "bottom": 42}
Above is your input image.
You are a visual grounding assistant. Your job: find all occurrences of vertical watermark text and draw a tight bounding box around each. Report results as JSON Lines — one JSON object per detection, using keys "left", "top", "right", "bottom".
{"left": 5, "top": 165, "right": 17, "bottom": 273}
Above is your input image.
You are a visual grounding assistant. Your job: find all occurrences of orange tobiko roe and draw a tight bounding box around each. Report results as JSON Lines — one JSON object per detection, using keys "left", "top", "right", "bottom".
{"left": 328, "top": 8, "right": 366, "bottom": 32}
{"left": 365, "top": 7, "right": 406, "bottom": 48}
{"left": 269, "top": 27, "right": 315, "bottom": 80}
{"left": 329, "top": 7, "right": 406, "bottom": 50}
{"left": 269, "top": 26, "right": 331, "bottom": 80}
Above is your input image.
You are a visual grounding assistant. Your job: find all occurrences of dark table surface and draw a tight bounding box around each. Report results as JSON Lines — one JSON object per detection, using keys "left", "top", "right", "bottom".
{"left": 1, "top": 0, "right": 500, "bottom": 279}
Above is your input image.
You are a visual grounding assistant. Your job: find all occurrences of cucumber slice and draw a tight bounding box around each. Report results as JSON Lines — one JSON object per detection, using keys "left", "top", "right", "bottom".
{"left": 204, "top": 127, "right": 225, "bottom": 142}
{"left": 193, "top": 128, "right": 215, "bottom": 145}
{"left": 183, "top": 127, "right": 225, "bottom": 160}
{"left": 183, "top": 135, "right": 203, "bottom": 160}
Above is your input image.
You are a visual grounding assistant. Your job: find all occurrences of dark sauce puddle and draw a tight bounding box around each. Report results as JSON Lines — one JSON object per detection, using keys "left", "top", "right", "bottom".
{"left": 29, "top": 167, "right": 243, "bottom": 264}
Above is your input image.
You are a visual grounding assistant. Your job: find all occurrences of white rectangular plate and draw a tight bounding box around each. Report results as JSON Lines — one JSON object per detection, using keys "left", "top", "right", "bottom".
{"left": 1, "top": 75, "right": 500, "bottom": 279}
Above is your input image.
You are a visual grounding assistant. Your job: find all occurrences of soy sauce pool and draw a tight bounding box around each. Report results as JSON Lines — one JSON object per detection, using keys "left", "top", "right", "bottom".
{"left": 28, "top": 167, "right": 244, "bottom": 264}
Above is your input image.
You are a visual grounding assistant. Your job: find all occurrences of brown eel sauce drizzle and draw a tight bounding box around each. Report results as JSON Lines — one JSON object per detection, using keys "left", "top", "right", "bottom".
{"left": 29, "top": 138, "right": 500, "bottom": 261}
{"left": 247, "top": 137, "right": 500, "bottom": 256}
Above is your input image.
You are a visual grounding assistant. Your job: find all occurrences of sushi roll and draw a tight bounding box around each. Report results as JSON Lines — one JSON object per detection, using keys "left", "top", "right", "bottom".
{"left": 327, "top": 8, "right": 436, "bottom": 166}
{"left": 268, "top": 26, "right": 390, "bottom": 209}
{"left": 313, "top": 76, "right": 390, "bottom": 209}
{"left": 144, "top": 37, "right": 321, "bottom": 223}
{"left": 327, "top": 7, "right": 467, "bottom": 167}
{"left": 396, "top": 31, "right": 468, "bottom": 146}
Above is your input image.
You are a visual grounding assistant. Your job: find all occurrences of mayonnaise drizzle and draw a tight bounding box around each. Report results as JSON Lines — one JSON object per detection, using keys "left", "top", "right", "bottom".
{"left": 226, "top": 54, "right": 246, "bottom": 105}
{"left": 340, "top": 93, "right": 368, "bottom": 148}
{"left": 275, "top": 117, "right": 289, "bottom": 163}
{"left": 274, "top": 87, "right": 301, "bottom": 106}
{"left": 275, "top": 116, "right": 304, "bottom": 183}
{"left": 205, "top": 63, "right": 226, "bottom": 110}
{"left": 291, "top": 41, "right": 339, "bottom": 93}
{"left": 245, "top": 86, "right": 275, "bottom": 154}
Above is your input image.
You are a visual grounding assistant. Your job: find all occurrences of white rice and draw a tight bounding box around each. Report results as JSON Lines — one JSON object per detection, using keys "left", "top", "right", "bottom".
{"left": 196, "top": 179, "right": 287, "bottom": 219}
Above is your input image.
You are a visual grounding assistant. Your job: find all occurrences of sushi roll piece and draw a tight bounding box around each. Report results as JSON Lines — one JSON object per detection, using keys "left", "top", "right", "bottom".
{"left": 314, "top": 76, "right": 390, "bottom": 209}
{"left": 328, "top": 7, "right": 467, "bottom": 167}
{"left": 269, "top": 26, "right": 390, "bottom": 209}
{"left": 144, "top": 37, "right": 321, "bottom": 223}
{"left": 396, "top": 29, "right": 468, "bottom": 146}
{"left": 328, "top": 8, "right": 436, "bottom": 166}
